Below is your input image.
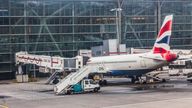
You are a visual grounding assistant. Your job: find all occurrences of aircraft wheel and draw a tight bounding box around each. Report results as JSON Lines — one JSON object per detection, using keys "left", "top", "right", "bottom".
{"left": 103, "top": 80, "right": 107, "bottom": 85}
{"left": 99, "top": 80, "right": 107, "bottom": 86}
{"left": 131, "top": 78, "right": 135, "bottom": 83}
{"left": 99, "top": 80, "right": 103, "bottom": 85}
{"left": 162, "top": 79, "right": 166, "bottom": 82}
{"left": 94, "top": 88, "right": 99, "bottom": 92}
{"left": 131, "top": 76, "right": 139, "bottom": 83}
{"left": 66, "top": 90, "right": 72, "bottom": 95}
{"left": 142, "top": 81, "right": 147, "bottom": 84}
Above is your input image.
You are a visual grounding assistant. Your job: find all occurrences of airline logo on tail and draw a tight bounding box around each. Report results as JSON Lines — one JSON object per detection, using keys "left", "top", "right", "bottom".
{"left": 151, "top": 15, "right": 178, "bottom": 62}
{"left": 153, "top": 15, "right": 173, "bottom": 54}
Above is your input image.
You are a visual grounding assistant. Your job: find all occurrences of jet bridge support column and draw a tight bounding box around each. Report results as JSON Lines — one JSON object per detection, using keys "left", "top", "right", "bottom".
{"left": 17, "top": 65, "right": 23, "bottom": 75}
{"left": 16, "top": 64, "right": 29, "bottom": 83}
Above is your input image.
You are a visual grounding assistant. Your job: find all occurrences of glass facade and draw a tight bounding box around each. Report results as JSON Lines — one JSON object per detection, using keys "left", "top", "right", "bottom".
{"left": 0, "top": 0, "right": 192, "bottom": 78}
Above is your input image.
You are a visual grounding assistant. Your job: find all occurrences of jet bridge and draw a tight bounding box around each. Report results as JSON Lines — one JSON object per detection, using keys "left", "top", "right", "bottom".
{"left": 15, "top": 52, "right": 64, "bottom": 70}
{"left": 15, "top": 52, "right": 86, "bottom": 84}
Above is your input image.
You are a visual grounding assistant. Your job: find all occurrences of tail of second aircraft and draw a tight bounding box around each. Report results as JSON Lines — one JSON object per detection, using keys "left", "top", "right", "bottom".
{"left": 152, "top": 15, "right": 173, "bottom": 54}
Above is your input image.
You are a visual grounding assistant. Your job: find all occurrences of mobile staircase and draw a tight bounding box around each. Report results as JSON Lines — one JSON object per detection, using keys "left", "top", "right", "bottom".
{"left": 45, "top": 71, "right": 59, "bottom": 84}
{"left": 54, "top": 65, "right": 92, "bottom": 95}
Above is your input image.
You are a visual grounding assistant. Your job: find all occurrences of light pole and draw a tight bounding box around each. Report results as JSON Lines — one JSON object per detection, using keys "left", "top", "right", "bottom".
{"left": 110, "top": 8, "right": 122, "bottom": 54}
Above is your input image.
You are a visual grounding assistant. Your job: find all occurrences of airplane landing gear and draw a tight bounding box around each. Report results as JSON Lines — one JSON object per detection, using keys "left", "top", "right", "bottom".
{"left": 88, "top": 74, "right": 107, "bottom": 86}
{"left": 131, "top": 76, "right": 139, "bottom": 83}
{"left": 99, "top": 80, "right": 107, "bottom": 86}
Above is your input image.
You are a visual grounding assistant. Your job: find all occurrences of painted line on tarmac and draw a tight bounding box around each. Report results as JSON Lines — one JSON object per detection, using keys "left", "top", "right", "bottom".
{"left": 102, "top": 97, "right": 192, "bottom": 108}
{"left": 0, "top": 104, "right": 8, "bottom": 108}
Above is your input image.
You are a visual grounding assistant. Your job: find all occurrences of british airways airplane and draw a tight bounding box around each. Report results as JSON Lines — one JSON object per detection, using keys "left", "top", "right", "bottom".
{"left": 87, "top": 15, "right": 178, "bottom": 83}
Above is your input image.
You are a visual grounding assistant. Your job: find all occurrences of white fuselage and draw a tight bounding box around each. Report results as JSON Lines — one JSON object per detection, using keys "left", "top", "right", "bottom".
{"left": 88, "top": 53, "right": 168, "bottom": 76}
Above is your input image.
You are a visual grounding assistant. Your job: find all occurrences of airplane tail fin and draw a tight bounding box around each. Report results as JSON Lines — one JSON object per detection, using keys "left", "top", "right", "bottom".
{"left": 152, "top": 15, "right": 173, "bottom": 54}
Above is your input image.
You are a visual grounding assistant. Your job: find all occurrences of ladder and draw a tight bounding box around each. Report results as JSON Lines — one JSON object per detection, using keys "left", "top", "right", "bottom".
{"left": 54, "top": 65, "right": 92, "bottom": 95}
{"left": 45, "top": 71, "right": 59, "bottom": 84}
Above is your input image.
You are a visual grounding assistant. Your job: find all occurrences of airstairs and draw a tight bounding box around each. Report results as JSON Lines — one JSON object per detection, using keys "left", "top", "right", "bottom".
{"left": 54, "top": 65, "right": 92, "bottom": 95}
{"left": 45, "top": 71, "right": 59, "bottom": 84}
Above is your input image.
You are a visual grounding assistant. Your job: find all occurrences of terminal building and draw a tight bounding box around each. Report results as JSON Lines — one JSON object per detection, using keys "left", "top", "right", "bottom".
{"left": 0, "top": 0, "right": 192, "bottom": 79}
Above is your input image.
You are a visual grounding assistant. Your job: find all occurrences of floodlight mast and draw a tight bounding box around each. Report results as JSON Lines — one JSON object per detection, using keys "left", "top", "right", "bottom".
{"left": 110, "top": 8, "right": 122, "bottom": 54}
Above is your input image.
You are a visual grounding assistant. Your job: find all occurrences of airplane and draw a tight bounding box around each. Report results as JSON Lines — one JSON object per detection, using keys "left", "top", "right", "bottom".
{"left": 87, "top": 15, "right": 179, "bottom": 83}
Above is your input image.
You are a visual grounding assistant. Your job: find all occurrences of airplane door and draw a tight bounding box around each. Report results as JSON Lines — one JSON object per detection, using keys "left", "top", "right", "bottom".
{"left": 140, "top": 60, "right": 146, "bottom": 67}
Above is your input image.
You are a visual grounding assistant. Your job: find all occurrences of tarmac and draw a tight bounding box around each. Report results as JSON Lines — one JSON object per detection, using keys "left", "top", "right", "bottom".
{"left": 0, "top": 77, "right": 192, "bottom": 108}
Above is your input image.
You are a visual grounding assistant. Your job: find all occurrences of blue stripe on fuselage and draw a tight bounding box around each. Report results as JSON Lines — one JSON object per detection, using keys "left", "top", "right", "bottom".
{"left": 105, "top": 69, "right": 155, "bottom": 77}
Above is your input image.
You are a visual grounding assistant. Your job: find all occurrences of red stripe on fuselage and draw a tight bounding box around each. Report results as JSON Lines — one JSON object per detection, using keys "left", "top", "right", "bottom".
{"left": 158, "top": 20, "right": 172, "bottom": 38}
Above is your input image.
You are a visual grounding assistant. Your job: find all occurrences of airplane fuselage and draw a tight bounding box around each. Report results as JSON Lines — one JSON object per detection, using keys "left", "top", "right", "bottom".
{"left": 88, "top": 53, "right": 168, "bottom": 77}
